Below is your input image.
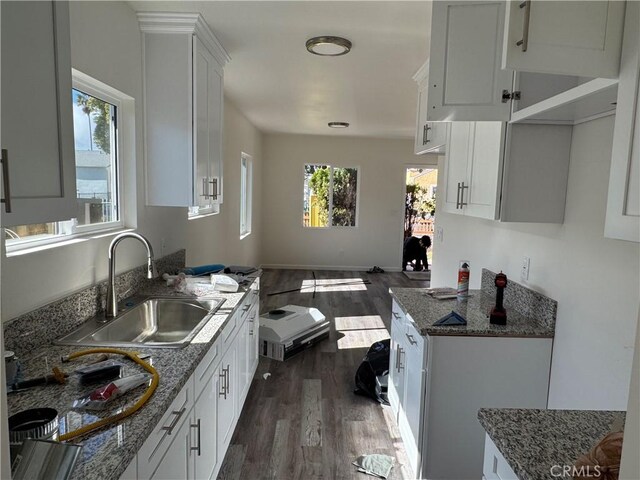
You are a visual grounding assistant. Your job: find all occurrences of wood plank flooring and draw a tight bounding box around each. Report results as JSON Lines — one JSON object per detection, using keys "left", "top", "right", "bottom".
{"left": 217, "top": 269, "right": 429, "bottom": 480}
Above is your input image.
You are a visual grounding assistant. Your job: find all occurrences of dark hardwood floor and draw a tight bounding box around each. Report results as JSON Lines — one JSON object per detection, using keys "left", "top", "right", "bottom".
{"left": 217, "top": 269, "right": 429, "bottom": 480}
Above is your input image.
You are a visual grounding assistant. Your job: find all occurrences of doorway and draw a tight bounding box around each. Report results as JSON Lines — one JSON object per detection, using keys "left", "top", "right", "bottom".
{"left": 403, "top": 167, "right": 437, "bottom": 275}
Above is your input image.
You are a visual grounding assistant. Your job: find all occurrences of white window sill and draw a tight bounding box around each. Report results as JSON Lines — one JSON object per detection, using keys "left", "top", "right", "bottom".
{"left": 5, "top": 227, "right": 135, "bottom": 257}
{"left": 188, "top": 210, "right": 220, "bottom": 221}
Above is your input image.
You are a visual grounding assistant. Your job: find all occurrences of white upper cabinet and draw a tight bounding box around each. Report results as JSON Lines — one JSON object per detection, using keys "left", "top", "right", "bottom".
{"left": 427, "top": 1, "right": 623, "bottom": 124}
{"left": 428, "top": 1, "right": 513, "bottom": 122}
{"left": 139, "top": 13, "right": 229, "bottom": 210}
{"left": 1, "top": 1, "right": 77, "bottom": 227}
{"left": 605, "top": 2, "right": 639, "bottom": 243}
{"left": 413, "top": 61, "right": 447, "bottom": 155}
{"left": 442, "top": 122, "right": 572, "bottom": 223}
{"left": 503, "top": 1, "right": 625, "bottom": 79}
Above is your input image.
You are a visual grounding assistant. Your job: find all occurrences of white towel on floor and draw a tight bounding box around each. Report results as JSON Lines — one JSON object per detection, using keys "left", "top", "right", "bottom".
{"left": 353, "top": 454, "right": 394, "bottom": 479}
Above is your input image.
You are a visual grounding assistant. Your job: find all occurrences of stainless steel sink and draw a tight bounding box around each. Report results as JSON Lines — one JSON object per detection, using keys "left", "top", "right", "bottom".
{"left": 56, "top": 296, "right": 225, "bottom": 348}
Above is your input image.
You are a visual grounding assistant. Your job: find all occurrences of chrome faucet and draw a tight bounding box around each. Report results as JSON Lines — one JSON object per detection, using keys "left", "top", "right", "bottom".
{"left": 105, "top": 232, "right": 158, "bottom": 318}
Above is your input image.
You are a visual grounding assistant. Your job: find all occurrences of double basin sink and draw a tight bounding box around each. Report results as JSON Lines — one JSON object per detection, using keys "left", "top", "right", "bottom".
{"left": 56, "top": 296, "right": 225, "bottom": 349}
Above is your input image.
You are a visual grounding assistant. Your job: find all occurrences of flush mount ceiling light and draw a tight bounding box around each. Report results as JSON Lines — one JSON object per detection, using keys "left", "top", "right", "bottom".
{"left": 328, "top": 122, "right": 350, "bottom": 128}
{"left": 306, "top": 36, "right": 352, "bottom": 56}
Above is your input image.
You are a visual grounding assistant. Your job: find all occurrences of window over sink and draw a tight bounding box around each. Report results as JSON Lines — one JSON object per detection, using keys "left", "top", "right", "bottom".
{"left": 5, "top": 71, "right": 129, "bottom": 252}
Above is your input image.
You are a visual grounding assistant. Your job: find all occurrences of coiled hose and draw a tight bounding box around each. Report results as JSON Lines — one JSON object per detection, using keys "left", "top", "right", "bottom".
{"left": 59, "top": 348, "right": 159, "bottom": 442}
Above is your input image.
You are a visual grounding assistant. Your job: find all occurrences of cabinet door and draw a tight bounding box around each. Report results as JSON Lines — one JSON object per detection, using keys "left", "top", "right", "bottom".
{"left": 248, "top": 303, "right": 260, "bottom": 380}
{"left": 605, "top": 2, "right": 639, "bottom": 242}
{"left": 150, "top": 413, "right": 194, "bottom": 480}
{"left": 1, "top": 1, "right": 77, "bottom": 226}
{"left": 428, "top": 1, "right": 513, "bottom": 122}
{"left": 236, "top": 315, "right": 250, "bottom": 408}
{"left": 397, "top": 324, "right": 427, "bottom": 477}
{"left": 464, "top": 122, "right": 505, "bottom": 220}
{"left": 503, "top": 0, "right": 625, "bottom": 79}
{"left": 193, "top": 373, "right": 218, "bottom": 480}
{"left": 442, "top": 122, "right": 472, "bottom": 215}
{"left": 193, "top": 36, "right": 222, "bottom": 208}
{"left": 388, "top": 305, "right": 406, "bottom": 418}
{"left": 415, "top": 81, "right": 430, "bottom": 154}
{"left": 216, "top": 343, "right": 237, "bottom": 460}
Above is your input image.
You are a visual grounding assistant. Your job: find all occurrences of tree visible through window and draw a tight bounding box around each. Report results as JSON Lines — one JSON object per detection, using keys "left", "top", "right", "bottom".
{"left": 303, "top": 164, "right": 358, "bottom": 227}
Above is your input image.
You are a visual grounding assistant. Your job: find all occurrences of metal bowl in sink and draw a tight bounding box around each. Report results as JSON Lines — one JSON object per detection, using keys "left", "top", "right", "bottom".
{"left": 56, "top": 296, "right": 225, "bottom": 349}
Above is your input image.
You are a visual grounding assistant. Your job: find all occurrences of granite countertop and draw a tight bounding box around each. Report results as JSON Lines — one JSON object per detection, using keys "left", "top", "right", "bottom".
{"left": 478, "top": 408, "right": 626, "bottom": 480}
{"left": 6, "top": 275, "right": 259, "bottom": 480}
{"left": 389, "top": 288, "right": 555, "bottom": 337}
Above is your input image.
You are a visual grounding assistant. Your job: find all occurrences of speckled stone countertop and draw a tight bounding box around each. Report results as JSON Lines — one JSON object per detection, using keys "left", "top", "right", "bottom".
{"left": 478, "top": 408, "right": 626, "bottom": 480}
{"left": 389, "top": 288, "right": 555, "bottom": 337}
{"left": 6, "top": 275, "right": 259, "bottom": 480}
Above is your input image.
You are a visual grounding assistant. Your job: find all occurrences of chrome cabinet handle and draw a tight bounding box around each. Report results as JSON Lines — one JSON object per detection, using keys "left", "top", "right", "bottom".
{"left": 190, "top": 419, "right": 201, "bottom": 456}
{"left": 395, "top": 345, "right": 400, "bottom": 372}
{"left": 242, "top": 304, "right": 251, "bottom": 312}
{"left": 398, "top": 347, "right": 405, "bottom": 371}
{"left": 460, "top": 182, "right": 469, "bottom": 207}
{"left": 456, "top": 182, "right": 462, "bottom": 209}
{"left": 201, "top": 177, "right": 210, "bottom": 199}
{"left": 405, "top": 333, "right": 418, "bottom": 346}
{"left": 1, "top": 149, "right": 12, "bottom": 213}
{"left": 516, "top": 0, "right": 531, "bottom": 52}
{"left": 424, "top": 124, "right": 431, "bottom": 145}
{"left": 226, "top": 364, "right": 230, "bottom": 394}
{"left": 218, "top": 367, "right": 228, "bottom": 399}
{"left": 392, "top": 311, "right": 401, "bottom": 320}
{"left": 161, "top": 407, "right": 186, "bottom": 435}
{"left": 208, "top": 178, "right": 218, "bottom": 200}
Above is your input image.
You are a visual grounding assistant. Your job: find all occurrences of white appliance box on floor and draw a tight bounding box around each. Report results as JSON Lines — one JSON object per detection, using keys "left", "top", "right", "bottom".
{"left": 258, "top": 305, "right": 329, "bottom": 361}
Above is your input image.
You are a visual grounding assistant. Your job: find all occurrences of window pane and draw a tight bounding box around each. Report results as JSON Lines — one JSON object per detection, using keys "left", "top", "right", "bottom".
{"left": 303, "top": 165, "right": 330, "bottom": 227}
{"left": 332, "top": 167, "right": 358, "bottom": 226}
{"left": 73, "top": 89, "right": 118, "bottom": 227}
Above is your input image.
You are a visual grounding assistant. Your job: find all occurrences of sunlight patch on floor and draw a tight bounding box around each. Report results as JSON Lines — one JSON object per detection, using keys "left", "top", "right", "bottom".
{"left": 335, "top": 315, "right": 386, "bottom": 331}
{"left": 335, "top": 315, "right": 389, "bottom": 350}
{"left": 300, "top": 278, "right": 368, "bottom": 292}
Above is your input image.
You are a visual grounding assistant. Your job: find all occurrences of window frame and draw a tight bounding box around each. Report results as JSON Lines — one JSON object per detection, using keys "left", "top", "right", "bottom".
{"left": 5, "top": 70, "right": 128, "bottom": 254}
{"left": 240, "top": 152, "right": 253, "bottom": 238}
{"left": 303, "top": 164, "right": 360, "bottom": 229}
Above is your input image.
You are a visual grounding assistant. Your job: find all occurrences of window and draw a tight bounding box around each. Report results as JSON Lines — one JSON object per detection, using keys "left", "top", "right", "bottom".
{"left": 240, "top": 153, "right": 252, "bottom": 238}
{"left": 303, "top": 164, "right": 359, "bottom": 228}
{"left": 5, "top": 72, "right": 125, "bottom": 251}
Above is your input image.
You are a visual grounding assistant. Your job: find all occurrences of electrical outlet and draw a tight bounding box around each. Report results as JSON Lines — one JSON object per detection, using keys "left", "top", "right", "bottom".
{"left": 521, "top": 256, "right": 530, "bottom": 282}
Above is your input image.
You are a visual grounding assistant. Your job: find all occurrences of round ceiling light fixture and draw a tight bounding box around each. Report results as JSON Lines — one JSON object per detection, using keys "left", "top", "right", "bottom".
{"left": 328, "top": 122, "right": 350, "bottom": 128}
{"left": 306, "top": 36, "right": 352, "bottom": 56}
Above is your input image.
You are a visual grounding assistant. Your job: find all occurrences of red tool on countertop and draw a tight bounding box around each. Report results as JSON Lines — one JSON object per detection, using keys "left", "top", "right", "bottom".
{"left": 489, "top": 272, "right": 508, "bottom": 325}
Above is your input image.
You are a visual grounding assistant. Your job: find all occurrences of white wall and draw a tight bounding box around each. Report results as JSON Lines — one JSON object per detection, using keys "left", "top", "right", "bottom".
{"left": 432, "top": 116, "right": 640, "bottom": 410}
{"left": 1, "top": 1, "right": 188, "bottom": 320}
{"left": 186, "top": 98, "right": 263, "bottom": 268}
{"left": 620, "top": 308, "right": 640, "bottom": 478}
{"left": 261, "top": 134, "right": 437, "bottom": 270}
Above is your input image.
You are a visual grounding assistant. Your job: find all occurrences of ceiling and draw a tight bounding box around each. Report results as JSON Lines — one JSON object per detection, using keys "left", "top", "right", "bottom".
{"left": 129, "top": 1, "right": 431, "bottom": 139}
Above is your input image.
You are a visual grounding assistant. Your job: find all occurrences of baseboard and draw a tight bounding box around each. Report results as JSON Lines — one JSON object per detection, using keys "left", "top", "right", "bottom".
{"left": 260, "top": 264, "right": 402, "bottom": 273}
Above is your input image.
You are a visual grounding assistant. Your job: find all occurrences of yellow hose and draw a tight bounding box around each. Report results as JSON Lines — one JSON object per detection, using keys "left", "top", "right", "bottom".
{"left": 58, "top": 348, "right": 159, "bottom": 442}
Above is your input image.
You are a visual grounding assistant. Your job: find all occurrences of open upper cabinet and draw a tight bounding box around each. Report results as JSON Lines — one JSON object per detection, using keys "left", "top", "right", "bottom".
{"left": 427, "top": 1, "right": 625, "bottom": 125}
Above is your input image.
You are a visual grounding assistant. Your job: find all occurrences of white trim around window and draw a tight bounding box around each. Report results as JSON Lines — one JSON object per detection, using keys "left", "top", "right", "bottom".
{"left": 240, "top": 152, "right": 253, "bottom": 238}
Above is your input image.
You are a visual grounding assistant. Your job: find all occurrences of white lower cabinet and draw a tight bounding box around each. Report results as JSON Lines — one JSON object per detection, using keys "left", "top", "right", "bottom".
{"left": 483, "top": 435, "right": 517, "bottom": 480}
{"left": 216, "top": 341, "right": 237, "bottom": 462}
{"left": 388, "top": 300, "right": 552, "bottom": 479}
{"left": 129, "top": 285, "right": 260, "bottom": 480}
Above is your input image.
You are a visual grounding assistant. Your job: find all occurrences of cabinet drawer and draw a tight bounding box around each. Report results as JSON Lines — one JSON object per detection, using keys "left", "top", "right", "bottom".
{"left": 483, "top": 435, "right": 517, "bottom": 480}
{"left": 137, "top": 377, "right": 194, "bottom": 478}
{"left": 194, "top": 343, "right": 220, "bottom": 399}
{"left": 221, "top": 310, "right": 239, "bottom": 346}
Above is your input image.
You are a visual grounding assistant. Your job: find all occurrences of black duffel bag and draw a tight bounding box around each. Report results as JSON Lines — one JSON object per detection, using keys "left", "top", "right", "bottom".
{"left": 353, "top": 339, "right": 390, "bottom": 405}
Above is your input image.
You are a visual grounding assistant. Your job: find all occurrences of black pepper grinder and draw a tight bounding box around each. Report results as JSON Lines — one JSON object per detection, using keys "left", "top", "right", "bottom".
{"left": 489, "top": 272, "right": 508, "bottom": 325}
